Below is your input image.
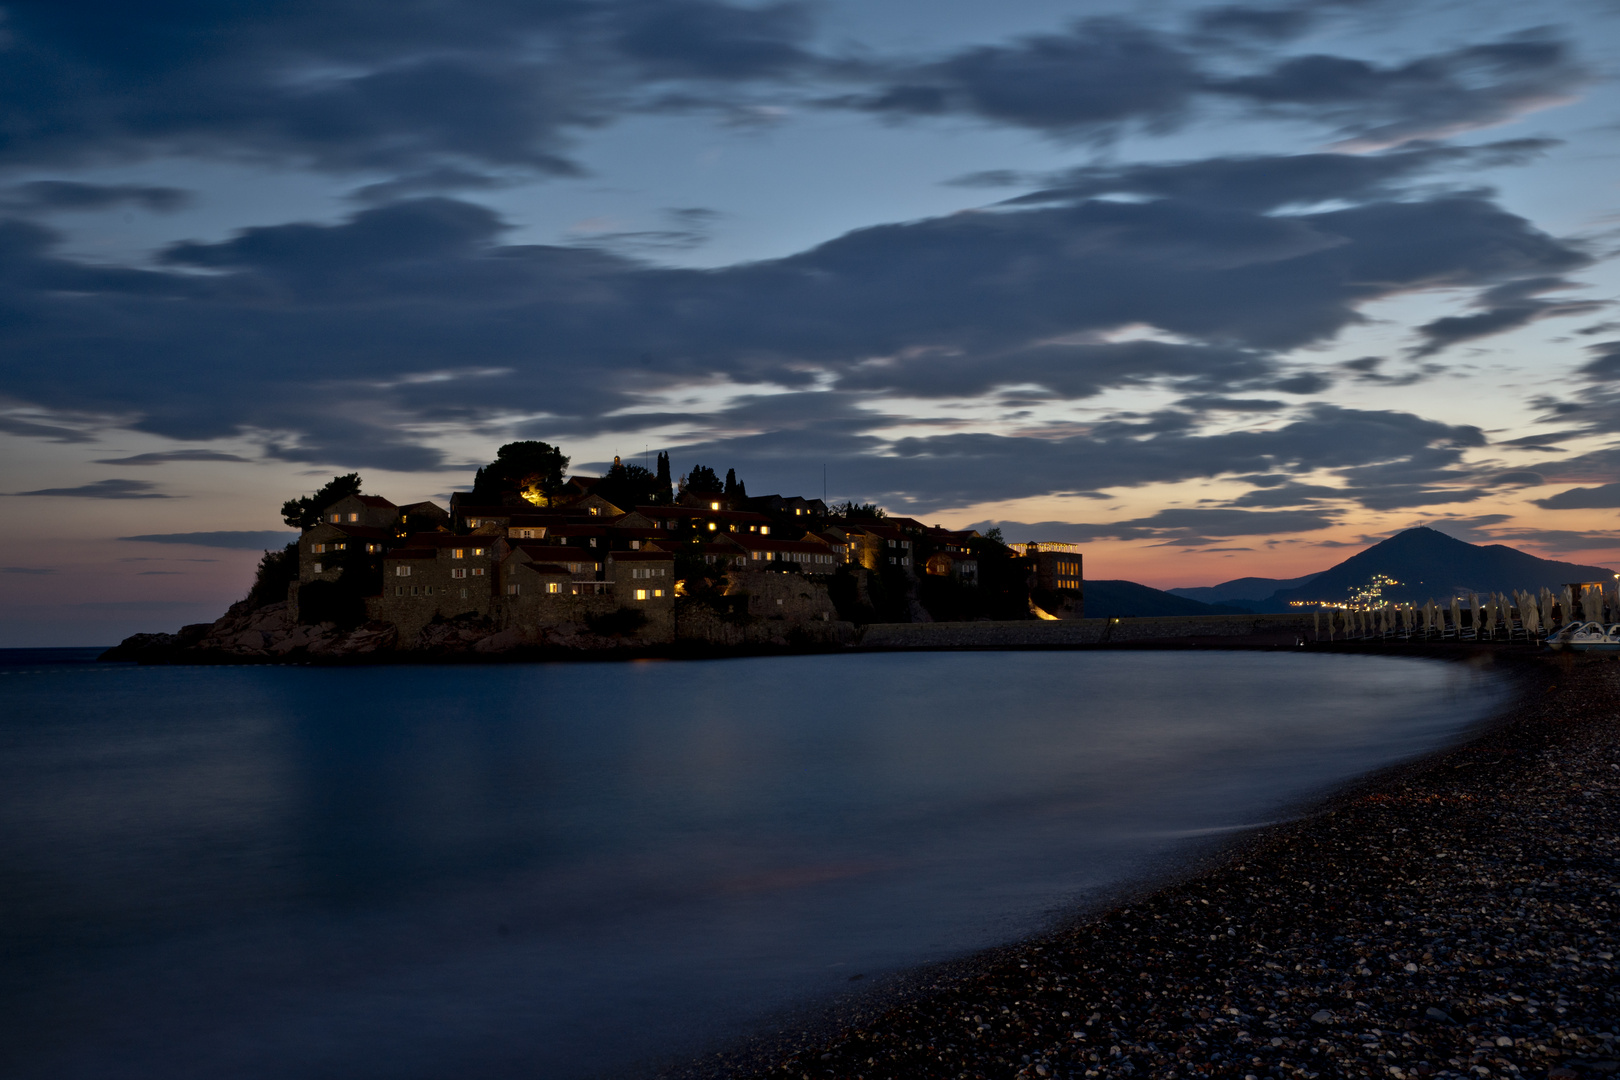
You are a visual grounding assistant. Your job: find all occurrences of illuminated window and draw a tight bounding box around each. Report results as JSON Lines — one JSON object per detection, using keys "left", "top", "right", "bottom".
{"left": 348, "top": 513, "right": 358, "bottom": 523}
{"left": 761, "top": 526, "right": 770, "bottom": 535}
{"left": 472, "top": 547, "right": 485, "bottom": 556}
{"left": 635, "top": 588, "right": 648, "bottom": 600}
{"left": 329, "top": 513, "right": 340, "bottom": 523}
{"left": 366, "top": 543, "right": 379, "bottom": 553}
{"left": 472, "top": 567, "right": 485, "bottom": 577}
{"left": 709, "top": 501, "right": 720, "bottom": 511}
{"left": 707, "top": 522, "right": 717, "bottom": 531}
{"left": 653, "top": 589, "right": 664, "bottom": 598}
{"left": 590, "top": 506, "right": 601, "bottom": 516}
{"left": 452, "top": 568, "right": 466, "bottom": 579}
{"left": 795, "top": 508, "right": 802, "bottom": 515}
{"left": 311, "top": 543, "right": 326, "bottom": 553}
{"left": 546, "top": 582, "right": 562, "bottom": 594}
{"left": 452, "top": 549, "right": 464, "bottom": 559}
{"left": 395, "top": 565, "right": 411, "bottom": 577}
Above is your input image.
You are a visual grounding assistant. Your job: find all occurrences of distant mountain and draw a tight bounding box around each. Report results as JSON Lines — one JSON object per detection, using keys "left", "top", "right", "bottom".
{"left": 1270, "top": 527, "right": 1615, "bottom": 607}
{"left": 1082, "top": 580, "right": 1250, "bottom": 619}
{"left": 1167, "top": 573, "right": 1319, "bottom": 606}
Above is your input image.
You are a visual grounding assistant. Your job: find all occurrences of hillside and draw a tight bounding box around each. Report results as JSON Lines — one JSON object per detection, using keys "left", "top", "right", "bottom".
{"left": 1173, "top": 527, "right": 1614, "bottom": 612}
{"left": 1167, "top": 573, "right": 1319, "bottom": 606}
{"left": 1081, "top": 580, "right": 1250, "bottom": 619}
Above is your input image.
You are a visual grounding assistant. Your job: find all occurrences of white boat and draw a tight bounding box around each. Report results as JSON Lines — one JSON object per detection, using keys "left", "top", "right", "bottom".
{"left": 1546, "top": 621, "right": 1620, "bottom": 652}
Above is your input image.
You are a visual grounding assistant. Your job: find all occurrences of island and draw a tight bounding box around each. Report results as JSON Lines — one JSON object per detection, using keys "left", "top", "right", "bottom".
{"left": 105, "top": 441, "right": 1088, "bottom": 662}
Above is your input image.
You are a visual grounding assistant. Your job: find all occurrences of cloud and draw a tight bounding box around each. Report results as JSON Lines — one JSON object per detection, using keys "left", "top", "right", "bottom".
{"left": 1410, "top": 277, "right": 1605, "bottom": 356}
{"left": 134, "top": 570, "right": 183, "bottom": 575}
{"left": 118, "top": 531, "right": 298, "bottom": 550}
{"left": 1, "top": 566, "right": 57, "bottom": 574}
{"left": 0, "top": 167, "right": 1584, "bottom": 473}
{"left": 9, "top": 479, "right": 173, "bottom": 499}
{"left": 1532, "top": 482, "right": 1620, "bottom": 510}
{"left": 93, "top": 450, "right": 252, "bottom": 465}
{"left": 0, "top": 1, "right": 819, "bottom": 178}
{"left": 969, "top": 507, "right": 1338, "bottom": 547}
{"left": 844, "top": 21, "right": 1584, "bottom": 146}
{"left": 1001, "top": 140, "right": 1558, "bottom": 214}
{"left": 1210, "top": 32, "right": 1587, "bottom": 148}
{"left": 0, "top": 413, "right": 96, "bottom": 443}
{"left": 1, "top": 180, "right": 191, "bottom": 213}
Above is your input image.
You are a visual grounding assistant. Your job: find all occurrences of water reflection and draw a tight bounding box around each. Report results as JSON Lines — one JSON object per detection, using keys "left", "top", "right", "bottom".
{"left": 0, "top": 651, "right": 1502, "bottom": 1079}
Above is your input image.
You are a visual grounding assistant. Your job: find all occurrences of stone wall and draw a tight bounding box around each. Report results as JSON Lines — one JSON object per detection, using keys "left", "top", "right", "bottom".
{"left": 857, "top": 612, "right": 1316, "bottom": 649}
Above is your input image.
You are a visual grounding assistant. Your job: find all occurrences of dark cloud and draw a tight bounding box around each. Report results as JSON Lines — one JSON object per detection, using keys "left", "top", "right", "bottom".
{"left": 967, "top": 507, "right": 1337, "bottom": 547}
{"left": 2, "top": 180, "right": 191, "bottom": 213}
{"left": 1209, "top": 33, "right": 1586, "bottom": 147}
{"left": 1577, "top": 341, "right": 1620, "bottom": 382}
{"left": 94, "top": 450, "right": 251, "bottom": 465}
{"left": 841, "top": 19, "right": 1202, "bottom": 139}
{"left": 0, "top": 1, "right": 817, "bottom": 178}
{"left": 1, "top": 566, "right": 57, "bottom": 574}
{"left": 9, "top": 479, "right": 173, "bottom": 499}
{"left": 1191, "top": 6, "right": 1318, "bottom": 43}
{"left": 657, "top": 402, "right": 1486, "bottom": 515}
{"left": 0, "top": 414, "right": 96, "bottom": 442}
{"left": 118, "top": 531, "right": 299, "bottom": 549}
{"left": 1410, "top": 276, "right": 1605, "bottom": 356}
{"left": 845, "top": 21, "right": 1583, "bottom": 147}
{"left": 1002, "top": 140, "right": 1558, "bottom": 214}
{"left": 1532, "top": 482, "right": 1620, "bottom": 509}
{"left": 0, "top": 178, "right": 1583, "bottom": 468}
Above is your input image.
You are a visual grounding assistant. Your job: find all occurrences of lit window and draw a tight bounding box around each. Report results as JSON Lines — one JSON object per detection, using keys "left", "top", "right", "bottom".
{"left": 366, "top": 543, "right": 379, "bottom": 553}
{"left": 395, "top": 565, "right": 411, "bottom": 577}
{"left": 472, "top": 547, "right": 484, "bottom": 556}
{"left": 472, "top": 567, "right": 485, "bottom": 577}
{"left": 507, "top": 583, "right": 520, "bottom": 596}
{"left": 653, "top": 589, "right": 664, "bottom": 598}
{"left": 312, "top": 561, "right": 323, "bottom": 573}
{"left": 312, "top": 543, "right": 326, "bottom": 553}
{"left": 795, "top": 508, "right": 802, "bottom": 515}
{"left": 348, "top": 513, "right": 358, "bottom": 523}
{"left": 707, "top": 522, "right": 717, "bottom": 531}
{"left": 635, "top": 588, "right": 648, "bottom": 601}
{"left": 452, "top": 568, "right": 466, "bottom": 579}
{"left": 709, "top": 501, "right": 720, "bottom": 511}
{"left": 590, "top": 507, "right": 601, "bottom": 516}
{"left": 329, "top": 513, "right": 340, "bottom": 523}
{"left": 761, "top": 526, "right": 769, "bottom": 535}
{"left": 333, "top": 543, "right": 345, "bottom": 551}
{"left": 452, "top": 549, "right": 464, "bottom": 559}
{"left": 546, "top": 582, "right": 561, "bottom": 594}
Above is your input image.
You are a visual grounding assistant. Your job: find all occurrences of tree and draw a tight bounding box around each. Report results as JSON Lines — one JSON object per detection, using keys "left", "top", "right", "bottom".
{"left": 281, "top": 473, "right": 362, "bottom": 530}
{"left": 830, "top": 499, "right": 886, "bottom": 520}
{"left": 245, "top": 543, "right": 298, "bottom": 609}
{"left": 596, "top": 459, "right": 664, "bottom": 509}
{"left": 471, "top": 441, "right": 569, "bottom": 505}
{"left": 686, "top": 464, "right": 723, "bottom": 494}
{"left": 655, "top": 451, "right": 673, "bottom": 504}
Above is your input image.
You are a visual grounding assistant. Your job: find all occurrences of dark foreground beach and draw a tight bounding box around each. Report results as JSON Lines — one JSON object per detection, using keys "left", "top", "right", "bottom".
{"left": 684, "top": 650, "right": 1617, "bottom": 1080}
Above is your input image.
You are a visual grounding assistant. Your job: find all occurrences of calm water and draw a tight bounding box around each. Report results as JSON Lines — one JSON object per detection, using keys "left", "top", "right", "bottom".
{"left": 0, "top": 650, "right": 1503, "bottom": 1079}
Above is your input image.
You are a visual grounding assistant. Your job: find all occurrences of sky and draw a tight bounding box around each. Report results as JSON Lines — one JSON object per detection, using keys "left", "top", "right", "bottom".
{"left": 3, "top": 0, "right": 1620, "bottom": 645}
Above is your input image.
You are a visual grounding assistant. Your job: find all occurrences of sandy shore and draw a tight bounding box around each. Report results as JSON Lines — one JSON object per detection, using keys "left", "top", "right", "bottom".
{"left": 679, "top": 649, "right": 1617, "bottom": 1080}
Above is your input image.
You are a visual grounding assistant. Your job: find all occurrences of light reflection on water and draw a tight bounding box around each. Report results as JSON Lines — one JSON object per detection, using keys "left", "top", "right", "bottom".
{"left": 0, "top": 651, "right": 1503, "bottom": 1079}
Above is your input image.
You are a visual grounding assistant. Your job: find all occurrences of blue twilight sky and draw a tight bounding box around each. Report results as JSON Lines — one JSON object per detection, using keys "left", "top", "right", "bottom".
{"left": 3, "top": 0, "right": 1620, "bottom": 644}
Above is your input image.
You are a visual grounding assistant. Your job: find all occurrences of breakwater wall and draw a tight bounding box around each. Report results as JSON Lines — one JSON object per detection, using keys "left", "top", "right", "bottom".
{"left": 857, "top": 613, "right": 1315, "bottom": 649}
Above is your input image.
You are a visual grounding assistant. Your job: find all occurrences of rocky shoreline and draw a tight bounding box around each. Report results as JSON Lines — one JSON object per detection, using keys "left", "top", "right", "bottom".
{"left": 679, "top": 650, "right": 1616, "bottom": 1080}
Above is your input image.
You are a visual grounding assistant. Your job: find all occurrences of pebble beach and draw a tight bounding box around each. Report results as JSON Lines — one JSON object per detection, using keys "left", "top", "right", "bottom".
{"left": 687, "top": 650, "right": 1618, "bottom": 1080}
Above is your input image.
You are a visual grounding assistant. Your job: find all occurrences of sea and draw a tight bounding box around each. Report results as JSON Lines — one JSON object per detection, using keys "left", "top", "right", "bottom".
{"left": 0, "top": 648, "right": 1506, "bottom": 1079}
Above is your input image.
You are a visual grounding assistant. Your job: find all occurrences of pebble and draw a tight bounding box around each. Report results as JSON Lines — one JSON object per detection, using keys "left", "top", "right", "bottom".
{"left": 678, "top": 652, "right": 1619, "bottom": 1080}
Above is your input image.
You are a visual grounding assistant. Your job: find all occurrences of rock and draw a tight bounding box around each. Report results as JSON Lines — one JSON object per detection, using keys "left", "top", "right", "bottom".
{"left": 1311, "top": 1010, "right": 1336, "bottom": 1025}
{"left": 1425, "top": 1007, "right": 1455, "bottom": 1023}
